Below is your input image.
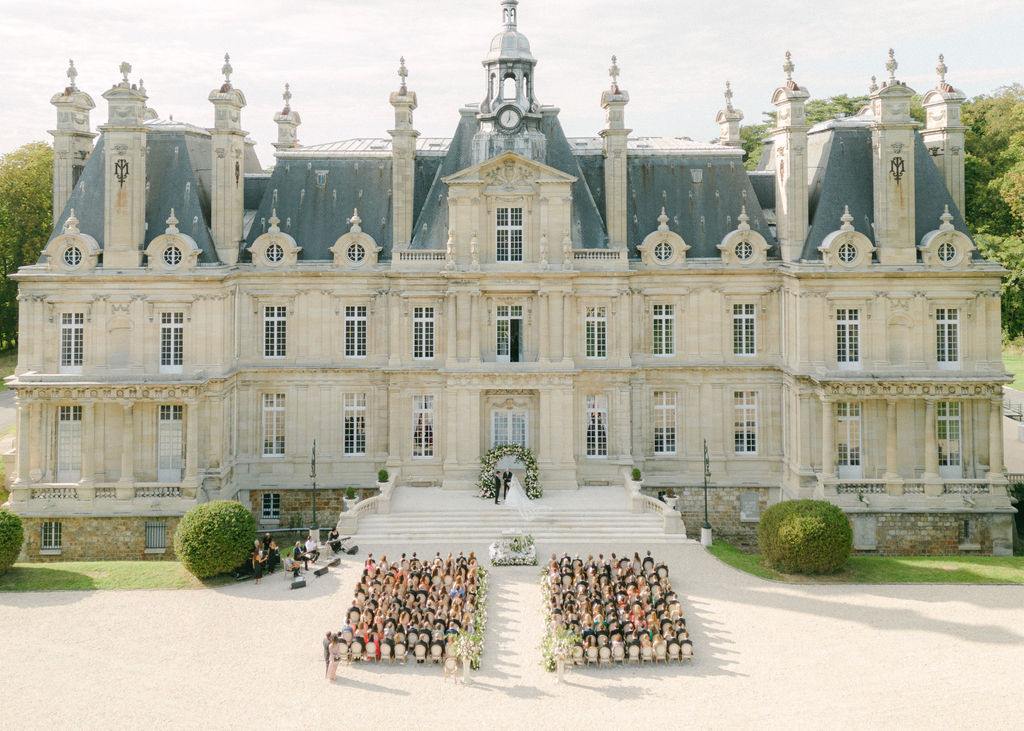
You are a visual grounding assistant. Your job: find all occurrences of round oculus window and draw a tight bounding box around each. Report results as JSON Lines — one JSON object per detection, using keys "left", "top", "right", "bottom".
{"left": 654, "top": 241, "right": 673, "bottom": 263}
{"left": 837, "top": 242, "right": 858, "bottom": 264}
{"left": 937, "top": 241, "right": 956, "bottom": 263}
{"left": 347, "top": 243, "right": 366, "bottom": 264}
{"left": 735, "top": 241, "right": 754, "bottom": 261}
{"left": 163, "top": 245, "right": 182, "bottom": 267}
{"left": 63, "top": 246, "right": 82, "bottom": 267}
{"left": 266, "top": 243, "right": 285, "bottom": 263}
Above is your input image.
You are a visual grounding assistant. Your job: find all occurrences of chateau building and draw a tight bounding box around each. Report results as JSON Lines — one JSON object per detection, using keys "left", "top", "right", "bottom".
{"left": 5, "top": 1, "right": 1015, "bottom": 558}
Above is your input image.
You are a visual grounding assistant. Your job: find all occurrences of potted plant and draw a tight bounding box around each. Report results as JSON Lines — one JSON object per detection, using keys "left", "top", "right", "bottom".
{"left": 343, "top": 486, "right": 359, "bottom": 512}
{"left": 663, "top": 489, "right": 678, "bottom": 511}
{"left": 628, "top": 467, "right": 643, "bottom": 494}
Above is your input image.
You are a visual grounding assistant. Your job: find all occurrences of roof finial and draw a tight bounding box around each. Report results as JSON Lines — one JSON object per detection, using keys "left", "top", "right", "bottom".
{"left": 268, "top": 208, "right": 281, "bottom": 233}
{"left": 737, "top": 205, "right": 750, "bottom": 231}
{"left": 398, "top": 56, "right": 408, "bottom": 93}
{"left": 869, "top": 75, "right": 879, "bottom": 94}
{"left": 936, "top": 53, "right": 948, "bottom": 86}
{"left": 840, "top": 205, "right": 854, "bottom": 232}
{"left": 886, "top": 48, "right": 897, "bottom": 83}
{"left": 501, "top": 0, "right": 519, "bottom": 30}
{"left": 724, "top": 81, "right": 734, "bottom": 111}
{"left": 783, "top": 51, "right": 794, "bottom": 82}
{"left": 657, "top": 207, "right": 669, "bottom": 232}
{"left": 65, "top": 209, "right": 79, "bottom": 234}
{"left": 119, "top": 61, "right": 131, "bottom": 85}
{"left": 222, "top": 53, "right": 233, "bottom": 84}
{"left": 282, "top": 83, "right": 292, "bottom": 112}
{"left": 67, "top": 59, "right": 78, "bottom": 90}
{"left": 166, "top": 208, "right": 179, "bottom": 234}
{"left": 349, "top": 208, "right": 363, "bottom": 233}
{"left": 939, "top": 204, "right": 954, "bottom": 231}
{"left": 609, "top": 55, "right": 621, "bottom": 92}
{"left": 138, "top": 78, "right": 146, "bottom": 95}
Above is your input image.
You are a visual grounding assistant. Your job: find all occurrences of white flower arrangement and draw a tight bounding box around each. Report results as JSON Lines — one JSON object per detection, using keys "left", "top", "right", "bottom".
{"left": 539, "top": 573, "right": 582, "bottom": 671}
{"left": 489, "top": 535, "right": 538, "bottom": 566}
{"left": 476, "top": 444, "right": 541, "bottom": 499}
{"left": 453, "top": 567, "right": 489, "bottom": 669}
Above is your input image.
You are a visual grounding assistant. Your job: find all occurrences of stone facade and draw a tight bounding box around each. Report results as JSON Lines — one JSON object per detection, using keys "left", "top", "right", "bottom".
{"left": 848, "top": 511, "right": 1011, "bottom": 556}
{"left": 3, "top": 1, "right": 1016, "bottom": 558}
{"left": 248, "top": 487, "right": 375, "bottom": 529}
{"left": 673, "top": 486, "right": 771, "bottom": 551}
{"left": 20, "top": 516, "right": 179, "bottom": 562}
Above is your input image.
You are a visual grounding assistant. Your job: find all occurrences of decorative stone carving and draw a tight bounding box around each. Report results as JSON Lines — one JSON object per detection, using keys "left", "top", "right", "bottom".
{"left": 638, "top": 208, "right": 689, "bottom": 267}
{"left": 143, "top": 209, "right": 201, "bottom": 272}
{"left": 818, "top": 205, "right": 875, "bottom": 268}
{"left": 718, "top": 206, "right": 770, "bottom": 265}
{"left": 918, "top": 205, "right": 975, "bottom": 268}
{"left": 249, "top": 209, "right": 302, "bottom": 268}
{"left": 43, "top": 210, "right": 101, "bottom": 273}
{"left": 329, "top": 209, "right": 381, "bottom": 268}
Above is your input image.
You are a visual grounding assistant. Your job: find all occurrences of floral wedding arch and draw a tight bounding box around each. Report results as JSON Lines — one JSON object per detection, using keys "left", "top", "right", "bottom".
{"left": 477, "top": 444, "right": 541, "bottom": 499}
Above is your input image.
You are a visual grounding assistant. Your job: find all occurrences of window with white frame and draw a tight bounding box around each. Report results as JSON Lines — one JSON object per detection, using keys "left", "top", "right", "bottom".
{"left": 836, "top": 308, "right": 860, "bottom": 367}
{"left": 936, "top": 308, "right": 960, "bottom": 367}
{"left": 263, "top": 305, "right": 287, "bottom": 359}
{"left": 261, "top": 492, "right": 281, "bottom": 520}
{"left": 343, "top": 392, "right": 367, "bottom": 456}
{"left": 412, "top": 395, "right": 434, "bottom": 458}
{"left": 937, "top": 401, "right": 962, "bottom": 476}
{"left": 413, "top": 307, "right": 435, "bottom": 360}
{"left": 653, "top": 391, "right": 677, "bottom": 454}
{"left": 60, "top": 312, "right": 84, "bottom": 372}
{"left": 836, "top": 402, "right": 862, "bottom": 477}
{"left": 652, "top": 304, "right": 675, "bottom": 356}
{"left": 157, "top": 404, "right": 183, "bottom": 482}
{"left": 732, "top": 304, "right": 755, "bottom": 356}
{"left": 496, "top": 207, "right": 524, "bottom": 262}
{"left": 496, "top": 304, "right": 523, "bottom": 363}
{"left": 262, "top": 393, "right": 286, "bottom": 457}
{"left": 585, "top": 394, "right": 608, "bottom": 457}
{"left": 41, "top": 521, "right": 62, "bottom": 551}
{"left": 159, "top": 312, "right": 184, "bottom": 373}
{"left": 733, "top": 391, "right": 757, "bottom": 454}
{"left": 345, "top": 305, "right": 368, "bottom": 358}
{"left": 585, "top": 306, "right": 607, "bottom": 359}
{"left": 56, "top": 405, "right": 82, "bottom": 483}
{"left": 492, "top": 409, "right": 528, "bottom": 448}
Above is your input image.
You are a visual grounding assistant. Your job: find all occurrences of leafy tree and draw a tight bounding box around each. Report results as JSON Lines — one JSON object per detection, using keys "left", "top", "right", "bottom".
{"left": 0, "top": 142, "right": 53, "bottom": 349}
{"left": 963, "top": 84, "right": 1024, "bottom": 236}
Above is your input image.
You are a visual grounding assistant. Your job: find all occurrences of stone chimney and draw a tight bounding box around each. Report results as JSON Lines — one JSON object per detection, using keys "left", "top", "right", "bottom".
{"left": 389, "top": 57, "right": 419, "bottom": 250}
{"left": 600, "top": 55, "right": 630, "bottom": 249}
{"left": 920, "top": 55, "right": 968, "bottom": 214}
{"left": 716, "top": 81, "right": 744, "bottom": 148}
{"left": 49, "top": 60, "right": 97, "bottom": 224}
{"left": 770, "top": 52, "right": 810, "bottom": 261}
{"left": 208, "top": 53, "right": 247, "bottom": 265}
{"left": 272, "top": 83, "right": 301, "bottom": 151}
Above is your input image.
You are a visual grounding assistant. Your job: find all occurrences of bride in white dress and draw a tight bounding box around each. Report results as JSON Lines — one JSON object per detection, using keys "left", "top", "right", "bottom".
{"left": 504, "top": 473, "right": 537, "bottom": 520}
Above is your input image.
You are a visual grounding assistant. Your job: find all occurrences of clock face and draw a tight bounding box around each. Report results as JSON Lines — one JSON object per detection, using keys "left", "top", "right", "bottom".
{"left": 497, "top": 106, "right": 522, "bottom": 132}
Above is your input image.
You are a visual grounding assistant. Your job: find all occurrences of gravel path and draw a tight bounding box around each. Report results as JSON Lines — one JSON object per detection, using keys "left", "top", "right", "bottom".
{"left": 1, "top": 541, "right": 1021, "bottom": 729}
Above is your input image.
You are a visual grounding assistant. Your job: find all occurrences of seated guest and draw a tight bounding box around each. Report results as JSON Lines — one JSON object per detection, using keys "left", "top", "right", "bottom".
{"left": 327, "top": 528, "right": 342, "bottom": 554}
{"left": 305, "top": 534, "right": 321, "bottom": 564}
{"left": 293, "top": 541, "right": 310, "bottom": 571}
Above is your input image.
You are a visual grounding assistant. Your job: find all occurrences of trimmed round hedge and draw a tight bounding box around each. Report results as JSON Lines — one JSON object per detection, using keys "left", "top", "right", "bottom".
{"left": 0, "top": 509, "right": 25, "bottom": 575}
{"left": 757, "top": 500, "right": 852, "bottom": 574}
{"left": 174, "top": 501, "right": 256, "bottom": 579}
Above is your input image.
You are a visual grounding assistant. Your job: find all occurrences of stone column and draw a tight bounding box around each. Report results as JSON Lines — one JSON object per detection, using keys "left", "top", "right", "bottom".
{"left": 80, "top": 403, "right": 95, "bottom": 497}
{"left": 551, "top": 292, "right": 565, "bottom": 362}
{"left": 30, "top": 401, "right": 43, "bottom": 482}
{"left": 617, "top": 290, "right": 632, "bottom": 366}
{"left": 385, "top": 386, "right": 402, "bottom": 467}
{"left": 117, "top": 402, "right": 134, "bottom": 498}
{"left": 882, "top": 398, "right": 902, "bottom": 495}
{"left": 562, "top": 295, "right": 575, "bottom": 363}
{"left": 388, "top": 294, "right": 402, "bottom": 367}
{"left": 923, "top": 399, "right": 941, "bottom": 495}
{"left": 445, "top": 293, "right": 458, "bottom": 366}
{"left": 989, "top": 396, "right": 1004, "bottom": 478}
{"left": 821, "top": 399, "right": 834, "bottom": 480}
{"left": 538, "top": 292, "right": 550, "bottom": 363}
{"left": 11, "top": 399, "right": 31, "bottom": 501}
{"left": 470, "top": 292, "right": 481, "bottom": 364}
{"left": 184, "top": 399, "right": 199, "bottom": 493}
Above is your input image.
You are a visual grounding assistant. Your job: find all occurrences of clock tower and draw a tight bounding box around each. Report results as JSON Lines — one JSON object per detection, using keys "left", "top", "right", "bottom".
{"left": 473, "top": 0, "right": 547, "bottom": 164}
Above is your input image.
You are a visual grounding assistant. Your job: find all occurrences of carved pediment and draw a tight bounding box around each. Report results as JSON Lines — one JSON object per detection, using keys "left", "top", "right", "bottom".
{"left": 443, "top": 151, "right": 577, "bottom": 189}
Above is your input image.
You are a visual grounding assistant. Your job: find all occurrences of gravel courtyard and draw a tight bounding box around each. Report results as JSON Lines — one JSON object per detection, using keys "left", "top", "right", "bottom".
{"left": 1, "top": 541, "right": 1020, "bottom": 730}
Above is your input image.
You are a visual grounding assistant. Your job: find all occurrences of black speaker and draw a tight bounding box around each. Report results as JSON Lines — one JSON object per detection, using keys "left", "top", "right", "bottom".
{"left": 328, "top": 558, "right": 341, "bottom": 568}
{"left": 346, "top": 545, "right": 359, "bottom": 555}
{"left": 290, "top": 578, "right": 307, "bottom": 590}
{"left": 313, "top": 566, "right": 329, "bottom": 578}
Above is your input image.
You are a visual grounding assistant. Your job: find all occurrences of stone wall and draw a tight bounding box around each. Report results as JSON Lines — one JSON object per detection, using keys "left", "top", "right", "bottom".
{"left": 249, "top": 488, "right": 377, "bottom": 528}
{"left": 20, "top": 516, "right": 180, "bottom": 562}
{"left": 849, "top": 511, "right": 1001, "bottom": 556}
{"left": 670, "top": 486, "right": 772, "bottom": 551}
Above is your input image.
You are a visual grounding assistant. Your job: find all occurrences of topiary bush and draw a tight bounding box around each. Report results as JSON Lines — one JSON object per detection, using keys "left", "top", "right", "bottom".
{"left": 174, "top": 501, "right": 256, "bottom": 579}
{"left": 0, "top": 509, "right": 24, "bottom": 575}
{"left": 757, "top": 500, "right": 852, "bottom": 574}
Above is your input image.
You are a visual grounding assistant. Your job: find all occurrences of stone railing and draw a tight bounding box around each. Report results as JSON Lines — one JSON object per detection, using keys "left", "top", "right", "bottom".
{"left": 827, "top": 477, "right": 997, "bottom": 500}
{"left": 941, "top": 481, "right": 991, "bottom": 495}
{"left": 395, "top": 250, "right": 447, "bottom": 262}
{"left": 30, "top": 487, "right": 78, "bottom": 500}
{"left": 135, "top": 485, "right": 182, "bottom": 498}
{"left": 337, "top": 472, "right": 397, "bottom": 533}
{"left": 572, "top": 249, "right": 628, "bottom": 269}
{"left": 622, "top": 468, "right": 685, "bottom": 534}
{"left": 835, "top": 482, "right": 888, "bottom": 495}
{"left": 902, "top": 482, "right": 926, "bottom": 494}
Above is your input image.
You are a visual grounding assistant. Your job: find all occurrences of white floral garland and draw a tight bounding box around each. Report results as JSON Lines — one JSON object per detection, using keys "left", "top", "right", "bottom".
{"left": 451, "top": 566, "right": 489, "bottom": 670}
{"left": 489, "top": 535, "right": 538, "bottom": 566}
{"left": 477, "top": 444, "right": 541, "bottom": 499}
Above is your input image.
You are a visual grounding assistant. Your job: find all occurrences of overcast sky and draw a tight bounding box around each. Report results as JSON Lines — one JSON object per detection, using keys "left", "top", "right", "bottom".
{"left": 2, "top": 0, "right": 1023, "bottom": 160}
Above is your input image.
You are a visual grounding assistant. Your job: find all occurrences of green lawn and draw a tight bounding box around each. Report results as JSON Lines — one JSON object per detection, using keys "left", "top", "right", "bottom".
{"left": 1003, "top": 353, "right": 1024, "bottom": 392}
{"left": 0, "top": 349, "right": 15, "bottom": 391}
{"left": 0, "top": 561, "right": 234, "bottom": 591}
{"left": 707, "top": 540, "right": 1024, "bottom": 584}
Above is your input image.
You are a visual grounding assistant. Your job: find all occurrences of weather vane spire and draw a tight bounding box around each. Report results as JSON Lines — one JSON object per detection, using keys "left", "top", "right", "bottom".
{"left": 886, "top": 48, "right": 897, "bottom": 83}
{"left": 783, "top": 51, "right": 794, "bottom": 82}
{"left": 398, "top": 56, "right": 408, "bottom": 93}
{"left": 724, "top": 80, "right": 734, "bottom": 111}
{"left": 222, "top": 53, "right": 233, "bottom": 84}
{"left": 609, "top": 55, "right": 621, "bottom": 92}
{"left": 936, "top": 53, "right": 948, "bottom": 86}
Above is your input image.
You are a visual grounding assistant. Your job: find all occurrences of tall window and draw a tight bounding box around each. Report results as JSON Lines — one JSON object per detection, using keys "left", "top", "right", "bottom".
{"left": 413, "top": 307, "right": 435, "bottom": 360}
{"left": 264, "top": 306, "right": 287, "bottom": 359}
{"left": 653, "top": 391, "right": 677, "bottom": 454}
{"left": 412, "top": 395, "right": 434, "bottom": 458}
{"left": 56, "top": 405, "right": 82, "bottom": 482}
{"left": 836, "top": 402, "right": 862, "bottom": 477}
{"left": 585, "top": 306, "right": 607, "bottom": 359}
{"left": 160, "top": 312, "right": 184, "bottom": 373}
{"left": 345, "top": 305, "right": 368, "bottom": 358}
{"left": 652, "top": 305, "right": 675, "bottom": 356}
{"left": 496, "top": 207, "right": 524, "bottom": 262}
{"left": 157, "top": 404, "right": 183, "bottom": 482}
{"left": 262, "top": 393, "right": 286, "bottom": 457}
{"left": 732, "top": 304, "right": 755, "bottom": 356}
{"left": 60, "top": 312, "right": 84, "bottom": 372}
{"left": 836, "top": 308, "right": 860, "bottom": 368}
{"left": 733, "top": 391, "right": 757, "bottom": 454}
{"left": 496, "top": 304, "right": 523, "bottom": 363}
{"left": 586, "top": 394, "right": 608, "bottom": 457}
{"left": 492, "top": 410, "right": 528, "bottom": 448}
{"left": 41, "top": 521, "right": 62, "bottom": 551}
{"left": 936, "top": 308, "right": 959, "bottom": 367}
{"left": 261, "top": 493, "right": 281, "bottom": 520}
{"left": 937, "top": 401, "right": 962, "bottom": 477}
{"left": 343, "top": 393, "right": 367, "bottom": 456}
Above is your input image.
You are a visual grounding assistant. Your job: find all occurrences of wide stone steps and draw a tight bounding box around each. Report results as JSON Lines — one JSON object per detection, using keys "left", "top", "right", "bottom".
{"left": 351, "top": 509, "right": 689, "bottom": 543}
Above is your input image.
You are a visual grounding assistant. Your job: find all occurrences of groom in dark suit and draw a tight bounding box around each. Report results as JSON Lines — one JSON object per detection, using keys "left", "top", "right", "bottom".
{"left": 493, "top": 470, "right": 503, "bottom": 505}
{"left": 501, "top": 468, "right": 513, "bottom": 501}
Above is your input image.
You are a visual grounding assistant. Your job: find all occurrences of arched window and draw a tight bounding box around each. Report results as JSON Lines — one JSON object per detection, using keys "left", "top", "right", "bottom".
{"left": 503, "top": 73, "right": 516, "bottom": 101}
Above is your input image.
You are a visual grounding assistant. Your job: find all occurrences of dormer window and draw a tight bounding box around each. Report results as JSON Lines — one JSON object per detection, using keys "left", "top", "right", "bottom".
{"left": 315, "top": 170, "right": 328, "bottom": 188}
{"left": 838, "top": 242, "right": 857, "bottom": 264}
{"left": 347, "top": 243, "right": 366, "bottom": 264}
{"left": 496, "top": 207, "right": 523, "bottom": 262}
{"left": 162, "top": 245, "right": 182, "bottom": 267}
{"left": 735, "top": 241, "right": 754, "bottom": 261}
{"left": 266, "top": 243, "right": 284, "bottom": 264}
{"left": 654, "top": 242, "right": 673, "bottom": 262}
{"left": 938, "top": 241, "right": 956, "bottom": 263}
{"left": 63, "top": 246, "right": 82, "bottom": 267}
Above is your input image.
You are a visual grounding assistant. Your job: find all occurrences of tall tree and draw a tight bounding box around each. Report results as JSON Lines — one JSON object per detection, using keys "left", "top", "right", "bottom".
{"left": 0, "top": 142, "right": 53, "bottom": 349}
